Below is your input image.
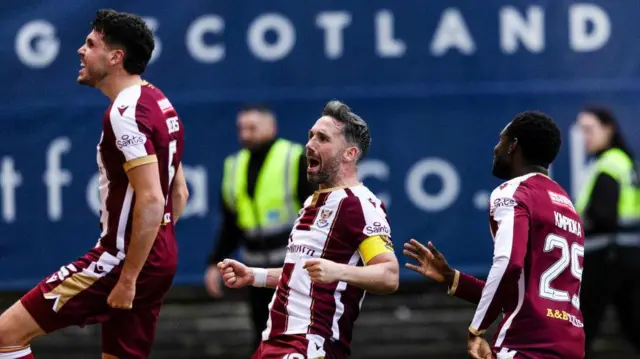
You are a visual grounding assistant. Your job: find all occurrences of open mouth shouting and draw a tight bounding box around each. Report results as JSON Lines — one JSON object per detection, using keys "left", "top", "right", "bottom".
{"left": 307, "top": 154, "right": 321, "bottom": 174}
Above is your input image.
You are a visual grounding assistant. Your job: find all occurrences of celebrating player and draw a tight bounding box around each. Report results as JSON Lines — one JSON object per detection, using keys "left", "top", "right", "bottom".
{"left": 404, "top": 112, "right": 586, "bottom": 359}
{"left": 218, "top": 100, "right": 400, "bottom": 359}
{"left": 0, "top": 9, "right": 187, "bottom": 359}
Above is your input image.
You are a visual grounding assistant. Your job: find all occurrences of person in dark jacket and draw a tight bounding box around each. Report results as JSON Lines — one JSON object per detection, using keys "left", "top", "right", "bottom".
{"left": 575, "top": 106, "right": 640, "bottom": 357}
{"left": 204, "top": 104, "right": 315, "bottom": 349}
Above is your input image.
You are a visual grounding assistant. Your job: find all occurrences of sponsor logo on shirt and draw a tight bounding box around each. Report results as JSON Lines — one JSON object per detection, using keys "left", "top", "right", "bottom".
{"left": 365, "top": 221, "right": 390, "bottom": 235}
{"left": 116, "top": 134, "right": 146, "bottom": 149}
{"left": 546, "top": 308, "right": 584, "bottom": 328}
{"left": 547, "top": 191, "right": 576, "bottom": 212}
{"left": 490, "top": 197, "right": 517, "bottom": 215}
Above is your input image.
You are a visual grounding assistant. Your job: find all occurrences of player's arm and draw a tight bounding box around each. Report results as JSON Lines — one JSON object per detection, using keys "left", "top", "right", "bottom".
{"left": 250, "top": 267, "right": 283, "bottom": 289}
{"left": 447, "top": 270, "right": 486, "bottom": 305}
{"left": 122, "top": 162, "right": 165, "bottom": 283}
{"left": 336, "top": 197, "right": 399, "bottom": 294}
{"left": 338, "top": 236, "right": 399, "bottom": 294}
{"left": 171, "top": 162, "right": 189, "bottom": 224}
{"left": 111, "top": 102, "right": 165, "bottom": 284}
{"left": 468, "top": 195, "right": 530, "bottom": 337}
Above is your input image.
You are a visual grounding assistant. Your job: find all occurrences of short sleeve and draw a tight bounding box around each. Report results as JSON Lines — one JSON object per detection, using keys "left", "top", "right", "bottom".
{"left": 337, "top": 195, "right": 392, "bottom": 246}
{"left": 109, "top": 102, "right": 157, "bottom": 171}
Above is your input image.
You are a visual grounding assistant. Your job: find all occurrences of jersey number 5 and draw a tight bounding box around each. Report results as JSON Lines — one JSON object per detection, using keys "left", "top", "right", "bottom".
{"left": 539, "top": 233, "right": 584, "bottom": 309}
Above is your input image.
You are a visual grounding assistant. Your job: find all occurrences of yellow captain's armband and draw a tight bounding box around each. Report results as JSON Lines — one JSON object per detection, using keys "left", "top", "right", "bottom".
{"left": 358, "top": 235, "right": 393, "bottom": 264}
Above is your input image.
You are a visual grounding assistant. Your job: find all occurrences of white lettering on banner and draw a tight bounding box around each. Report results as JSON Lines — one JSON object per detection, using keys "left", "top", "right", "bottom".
{"left": 180, "top": 165, "right": 208, "bottom": 217}
{"left": 0, "top": 157, "right": 22, "bottom": 223}
{"left": 44, "top": 137, "right": 72, "bottom": 222}
{"left": 500, "top": 6, "right": 545, "bottom": 54}
{"left": 142, "top": 17, "right": 162, "bottom": 64}
{"left": 186, "top": 15, "right": 225, "bottom": 63}
{"left": 0, "top": 129, "right": 592, "bottom": 224}
{"left": 316, "top": 11, "right": 352, "bottom": 59}
{"left": 13, "top": 5, "right": 615, "bottom": 67}
{"left": 569, "top": 4, "right": 611, "bottom": 52}
{"left": 406, "top": 158, "right": 460, "bottom": 212}
{"left": 375, "top": 10, "right": 406, "bottom": 58}
{"left": 358, "top": 159, "right": 391, "bottom": 207}
{"left": 248, "top": 13, "right": 296, "bottom": 62}
{"left": 87, "top": 164, "right": 208, "bottom": 219}
{"left": 430, "top": 8, "right": 476, "bottom": 56}
{"left": 15, "top": 20, "right": 59, "bottom": 68}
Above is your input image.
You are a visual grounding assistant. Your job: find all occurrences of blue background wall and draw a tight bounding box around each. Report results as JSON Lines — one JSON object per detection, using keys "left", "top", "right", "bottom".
{"left": 1, "top": 0, "right": 639, "bottom": 289}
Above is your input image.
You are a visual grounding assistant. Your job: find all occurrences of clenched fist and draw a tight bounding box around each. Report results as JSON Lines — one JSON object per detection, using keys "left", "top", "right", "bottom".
{"left": 217, "top": 259, "right": 253, "bottom": 288}
{"left": 303, "top": 258, "right": 343, "bottom": 284}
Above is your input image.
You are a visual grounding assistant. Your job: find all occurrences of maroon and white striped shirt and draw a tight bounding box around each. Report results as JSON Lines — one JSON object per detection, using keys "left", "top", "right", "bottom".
{"left": 96, "top": 82, "right": 184, "bottom": 275}
{"left": 262, "top": 183, "right": 391, "bottom": 356}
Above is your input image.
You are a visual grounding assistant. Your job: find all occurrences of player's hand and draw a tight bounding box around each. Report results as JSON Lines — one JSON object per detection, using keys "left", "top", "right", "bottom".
{"left": 204, "top": 265, "right": 224, "bottom": 298}
{"left": 403, "top": 239, "right": 455, "bottom": 286}
{"left": 217, "top": 259, "right": 253, "bottom": 288}
{"left": 107, "top": 279, "right": 135, "bottom": 310}
{"left": 467, "top": 335, "right": 492, "bottom": 359}
{"left": 303, "top": 258, "right": 342, "bottom": 284}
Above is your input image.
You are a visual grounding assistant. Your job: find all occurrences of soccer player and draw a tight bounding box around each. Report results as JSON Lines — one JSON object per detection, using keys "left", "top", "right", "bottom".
{"left": 218, "top": 100, "right": 400, "bottom": 359}
{"left": 0, "top": 9, "right": 187, "bottom": 359}
{"left": 404, "top": 112, "right": 586, "bottom": 359}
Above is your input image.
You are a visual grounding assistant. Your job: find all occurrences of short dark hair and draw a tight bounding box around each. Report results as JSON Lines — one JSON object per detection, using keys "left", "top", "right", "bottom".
{"left": 239, "top": 103, "right": 276, "bottom": 118}
{"left": 505, "top": 111, "right": 561, "bottom": 168}
{"left": 91, "top": 9, "right": 154, "bottom": 75}
{"left": 322, "top": 100, "right": 371, "bottom": 162}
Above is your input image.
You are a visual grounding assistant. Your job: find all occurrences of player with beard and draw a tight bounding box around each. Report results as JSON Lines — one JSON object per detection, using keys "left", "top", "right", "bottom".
{"left": 0, "top": 9, "right": 188, "bottom": 359}
{"left": 218, "top": 100, "right": 400, "bottom": 359}
{"left": 404, "top": 111, "right": 586, "bottom": 359}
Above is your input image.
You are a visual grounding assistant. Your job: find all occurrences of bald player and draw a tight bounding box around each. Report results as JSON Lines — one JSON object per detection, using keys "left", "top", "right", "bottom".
{"left": 205, "top": 104, "right": 315, "bottom": 349}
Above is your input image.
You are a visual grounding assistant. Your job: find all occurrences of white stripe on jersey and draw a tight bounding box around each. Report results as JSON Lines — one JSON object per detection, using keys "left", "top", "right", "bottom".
{"left": 262, "top": 184, "right": 391, "bottom": 344}
{"left": 331, "top": 251, "right": 362, "bottom": 339}
{"left": 471, "top": 173, "right": 536, "bottom": 332}
{"left": 96, "top": 132, "right": 109, "bottom": 239}
{"left": 495, "top": 271, "right": 526, "bottom": 347}
{"left": 115, "top": 184, "right": 134, "bottom": 259}
{"left": 284, "top": 263, "right": 313, "bottom": 335}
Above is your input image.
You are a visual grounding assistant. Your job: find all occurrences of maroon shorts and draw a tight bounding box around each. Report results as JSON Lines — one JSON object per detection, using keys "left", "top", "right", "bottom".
{"left": 252, "top": 334, "right": 347, "bottom": 359}
{"left": 20, "top": 246, "right": 175, "bottom": 359}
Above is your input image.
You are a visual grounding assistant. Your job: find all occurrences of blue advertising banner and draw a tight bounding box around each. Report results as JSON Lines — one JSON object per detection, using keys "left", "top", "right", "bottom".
{"left": 0, "top": 0, "right": 639, "bottom": 289}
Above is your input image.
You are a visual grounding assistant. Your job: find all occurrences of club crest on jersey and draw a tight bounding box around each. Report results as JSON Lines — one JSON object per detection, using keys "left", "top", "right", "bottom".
{"left": 316, "top": 208, "right": 333, "bottom": 228}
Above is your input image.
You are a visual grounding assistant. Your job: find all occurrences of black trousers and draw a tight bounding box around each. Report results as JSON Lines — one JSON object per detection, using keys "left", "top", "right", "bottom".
{"left": 581, "top": 245, "right": 640, "bottom": 357}
{"left": 248, "top": 285, "right": 276, "bottom": 350}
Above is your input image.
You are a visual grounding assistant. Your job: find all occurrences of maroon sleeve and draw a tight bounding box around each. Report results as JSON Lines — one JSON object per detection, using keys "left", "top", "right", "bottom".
{"left": 448, "top": 270, "right": 486, "bottom": 304}
{"left": 338, "top": 190, "right": 391, "bottom": 248}
{"left": 469, "top": 186, "right": 531, "bottom": 335}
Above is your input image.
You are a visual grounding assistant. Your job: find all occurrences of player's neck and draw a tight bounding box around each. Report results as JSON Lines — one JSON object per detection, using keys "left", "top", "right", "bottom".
{"left": 513, "top": 165, "right": 548, "bottom": 178}
{"left": 319, "top": 171, "right": 359, "bottom": 190}
{"left": 99, "top": 73, "right": 144, "bottom": 101}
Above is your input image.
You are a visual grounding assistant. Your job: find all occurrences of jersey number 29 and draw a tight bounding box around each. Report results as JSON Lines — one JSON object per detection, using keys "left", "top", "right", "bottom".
{"left": 539, "top": 233, "right": 584, "bottom": 309}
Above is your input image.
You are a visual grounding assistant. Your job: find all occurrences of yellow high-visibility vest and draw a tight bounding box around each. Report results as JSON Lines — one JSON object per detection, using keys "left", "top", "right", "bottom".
{"left": 221, "top": 139, "right": 303, "bottom": 239}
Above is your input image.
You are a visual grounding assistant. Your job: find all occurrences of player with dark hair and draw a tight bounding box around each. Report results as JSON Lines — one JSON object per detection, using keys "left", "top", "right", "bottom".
{"left": 405, "top": 111, "right": 586, "bottom": 359}
{"left": 218, "top": 100, "right": 399, "bottom": 358}
{"left": 0, "top": 9, "right": 188, "bottom": 358}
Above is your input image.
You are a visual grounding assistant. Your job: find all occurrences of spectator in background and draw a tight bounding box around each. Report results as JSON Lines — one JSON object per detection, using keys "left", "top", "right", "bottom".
{"left": 204, "top": 104, "right": 314, "bottom": 349}
{"left": 575, "top": 106, "right": 640, "bottom": 356}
